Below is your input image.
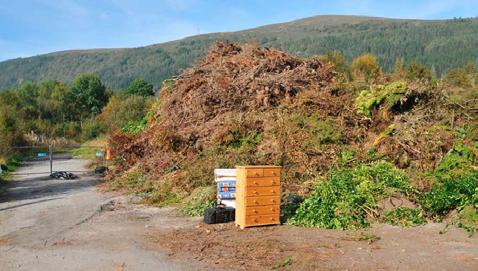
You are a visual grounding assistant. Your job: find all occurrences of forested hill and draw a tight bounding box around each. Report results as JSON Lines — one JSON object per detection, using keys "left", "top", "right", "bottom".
{"left": 1, "top": 15, "right": 478, "bottom": 91}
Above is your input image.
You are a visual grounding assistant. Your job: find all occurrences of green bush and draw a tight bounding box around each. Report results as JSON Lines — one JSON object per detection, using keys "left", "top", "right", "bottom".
{"left": 180, "top": 186, "right": 216, "bottom": 216}
{"left": 122, "top": 79, "right": 154, "bottom": 97}
{"left": 81, "top": 118, "right": 105, "bottom": 141}
{"left": 110, "top": 171, "right": 154, "bottom": 196}
{"left": 420, "top": 141, "right": 477, "bottom": 218}
{"left": 121, "top": 117, "right": 148, "bottom": 134}
{"left": 434, "top": 143, "right": 476, "bottom": 180}
{"left": 289, "top": 162, "right": 413, "bottom": 229}
{"left": 421, "top": 172, "right": 478, "bottom": 217}
{"left": 382, "top": 207, "right": 426, "bottom": 227}
{"left": 147, "top": 181, "right": 180, "bottom": 206}
{"left": 99, "top": 95, "right": 151, "bottom": 132}
{"left": 355, "top": 81, "right": 407, "bottom": 116}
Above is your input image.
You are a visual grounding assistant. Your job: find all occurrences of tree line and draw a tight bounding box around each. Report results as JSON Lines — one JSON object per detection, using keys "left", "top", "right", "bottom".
{"left": 0, "top": 75, "right": 154, "bottom": 157}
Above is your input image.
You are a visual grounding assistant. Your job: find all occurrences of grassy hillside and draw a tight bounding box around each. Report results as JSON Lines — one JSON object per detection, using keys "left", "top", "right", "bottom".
{"left": 1, "top": 15, "right": 478, "bottom": 90}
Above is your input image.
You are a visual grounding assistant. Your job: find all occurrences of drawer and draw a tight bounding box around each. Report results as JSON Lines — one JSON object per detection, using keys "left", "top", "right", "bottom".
{"left": 246, "top": 196, "right": 280, "bottom": 206}
{"left": 263, "top": 168, "right": 280, "bottom": 177}
{"left": 246, "top": 205, "right": 280, "bottom": 216}
{"left": 246, "top": 168, "right": 264, "bottom": 177}
{"left": 246, "top": 214, "right": 280, "bottom": 226}
{"left": 247, "top": 177, "right": 280, "bottom": 187}
{"left": 246, "top": 186, "right": 280, "bottom": 197}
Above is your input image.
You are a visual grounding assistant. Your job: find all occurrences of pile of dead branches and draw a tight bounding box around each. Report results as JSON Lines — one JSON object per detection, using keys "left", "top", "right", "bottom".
{"left": 111, "top": 42, "right": 342, "bottom": 182}
{"left": 108, "top": 42, "right": 475, "bottom": 199}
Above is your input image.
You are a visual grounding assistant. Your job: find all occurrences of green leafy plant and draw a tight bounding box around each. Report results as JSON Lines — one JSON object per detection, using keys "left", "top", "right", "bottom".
{"left": 421, "top": 171, "right": 478, "bottom": 217}
{"left": 421, "top": 142, "right": 477, "bottom": 218}
{"left": 434, "top": 143, "right": 476, "bottom": 180}
{"left": 121, "top": 117, "right": 148, "bottom": 134}
{"left": 355, "top": 81, "right": 408, "bottom": 116}
{"left": 382, "top": 207, "right": 426, "bottom": 227}
{"left": 289, "top": 162, "right": 413, "bottom": 229}
{"left": 180, "top": 186, "right": 216, "bottom": 216}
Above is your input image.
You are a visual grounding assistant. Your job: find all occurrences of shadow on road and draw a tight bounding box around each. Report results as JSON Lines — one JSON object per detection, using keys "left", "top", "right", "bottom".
{"left": 0, "top": 173, "right": 100, "bottom": 204}
{"left": 0, "top": 197, "right": 64, "bottom": 211}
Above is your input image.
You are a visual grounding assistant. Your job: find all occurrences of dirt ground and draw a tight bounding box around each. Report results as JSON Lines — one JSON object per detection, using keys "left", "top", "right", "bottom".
{"left": 146, "top": 221, "right": 478, "bottom": 270}
{"left": 1, "top": 158, "right": 477, "bottom": 271}
{"left": 0, "top": 158, "right": 209, "bottom": 271}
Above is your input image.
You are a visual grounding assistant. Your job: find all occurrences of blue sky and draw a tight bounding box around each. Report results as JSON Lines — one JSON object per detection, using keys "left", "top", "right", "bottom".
{"left": 0, "top": 0, "right": 477, "bottom": 61}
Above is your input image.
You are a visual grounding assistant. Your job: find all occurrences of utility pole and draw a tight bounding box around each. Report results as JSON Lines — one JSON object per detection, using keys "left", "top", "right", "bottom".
{"left": 49, "top": 144, "right": 53, "bottom": 176}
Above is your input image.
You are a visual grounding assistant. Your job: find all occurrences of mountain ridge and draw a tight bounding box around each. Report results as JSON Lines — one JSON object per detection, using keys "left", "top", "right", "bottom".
{"left": 1, "top": 15, "right": 477, "bottom": 90}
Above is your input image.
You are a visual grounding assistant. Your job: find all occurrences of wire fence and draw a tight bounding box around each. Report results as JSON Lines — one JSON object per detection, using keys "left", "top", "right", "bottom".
{"left": 10, "top": 144, "right": 107, "bottom": 176}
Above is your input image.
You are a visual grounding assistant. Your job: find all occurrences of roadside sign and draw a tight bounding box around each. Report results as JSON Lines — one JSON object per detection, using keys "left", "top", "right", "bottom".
{"left": 95, "top": 151, "right": 104, "bottom": 157}
{"left": 37, "top": 152, "right": 47, "bottom": 157}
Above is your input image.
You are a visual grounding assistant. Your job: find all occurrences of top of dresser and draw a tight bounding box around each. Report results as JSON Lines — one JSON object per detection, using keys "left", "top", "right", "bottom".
{"left": 236, "top": 165, "right": 281, "bottom": 168}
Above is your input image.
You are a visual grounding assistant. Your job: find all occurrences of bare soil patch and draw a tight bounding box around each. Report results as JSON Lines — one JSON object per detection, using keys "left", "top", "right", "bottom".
{"left": 145, "top": 221, "right": 478, "bottom": 271}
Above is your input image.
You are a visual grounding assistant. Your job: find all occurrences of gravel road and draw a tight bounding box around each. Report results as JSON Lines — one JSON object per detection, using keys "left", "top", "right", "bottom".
{"left": 0, "top": 158, "right": 210, "bottom": 271}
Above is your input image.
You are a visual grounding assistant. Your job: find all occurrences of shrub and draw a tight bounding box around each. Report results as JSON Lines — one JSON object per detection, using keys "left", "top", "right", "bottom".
{"left": 434, "top": 143, "right": 476, "bottom": 180}
{"left": 109, "top": 171, "right": 154, "bottom": 196}
{"left": 355, "top": 81, "right": 408, "bottom": 116}
{"left": 406, "top": 61, "right": 432, "bottom": 81}
{"left": 180, "top": 186, "right": 216, "bottom": 216}
{"left": 421, "top": 142, "right": 477, "bottom": 216}
{"left": 147, "top": 181, "right": 180, "bottom": 206}
{"left": 123, "top": 79, "right": 154, "bottom": 97}
{"left": 421, "top": 171, "right": 478, "bottom": 217}
{"left": 98, "top": 95, "right": 151, "bottom": 132}
{"left": 382, "top": 207, "right": 426, "bottom": 227}
{"left": 443, "top": 68, "right": 472, "bottom": 88}
{"left": 351, "top": 54, "right": 381, "bottom": 83}
{"left": 121, "top": 117, "right": 148, "bottom": 134}
{"left": 289, "top": 162, "right": 413, "bottom": 229}
{"left": 80, "top": 118, "right": 105, "bottom": 141}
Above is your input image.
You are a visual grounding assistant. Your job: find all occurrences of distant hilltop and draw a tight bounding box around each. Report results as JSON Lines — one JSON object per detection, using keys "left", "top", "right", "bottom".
{"left": 0, "top": 15, "right": 477, "bottom": 91}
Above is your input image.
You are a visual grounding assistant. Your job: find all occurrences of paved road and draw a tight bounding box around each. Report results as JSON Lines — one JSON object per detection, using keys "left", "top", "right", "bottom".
{"left": 0, "top": 158, "right": 208, "bottom": 271}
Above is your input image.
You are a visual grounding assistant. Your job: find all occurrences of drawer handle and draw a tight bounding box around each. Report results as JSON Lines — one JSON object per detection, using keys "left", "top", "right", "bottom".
{"left": 271, "top": 217, "right": 276, "bottom": 221}
{"left": 271, "top": 199, "right": 276, "bottom": 203}
{"left": 255, "top": 172, "right": 260, "bottom": 176}
{"left": 254, "top": 200, "right": 259, "bottom": 204}
{"left": 254, "top": 191, "right": 259, "bottom": 195}
{"left": 253, "top": 209, "right": 258, "bottom": 213}
{"left": 271, "top": 172, "right": 276, "bottom": 176}
{"left": 254, "top": 181, "right": 259, "bottom": 185}
{"left": 271, "top": 190, "right": 276, "bottom": 194}
{"left": 253, "top": 218, "right": 258, "bottom": 222}
{"left": 271, "top": 181, "right": 276, "bottom": 185}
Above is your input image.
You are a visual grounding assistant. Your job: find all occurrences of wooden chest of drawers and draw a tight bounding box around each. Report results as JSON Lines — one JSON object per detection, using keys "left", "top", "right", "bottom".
{"left": 235, "top": 166, "right": 281, "bottom": 229}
